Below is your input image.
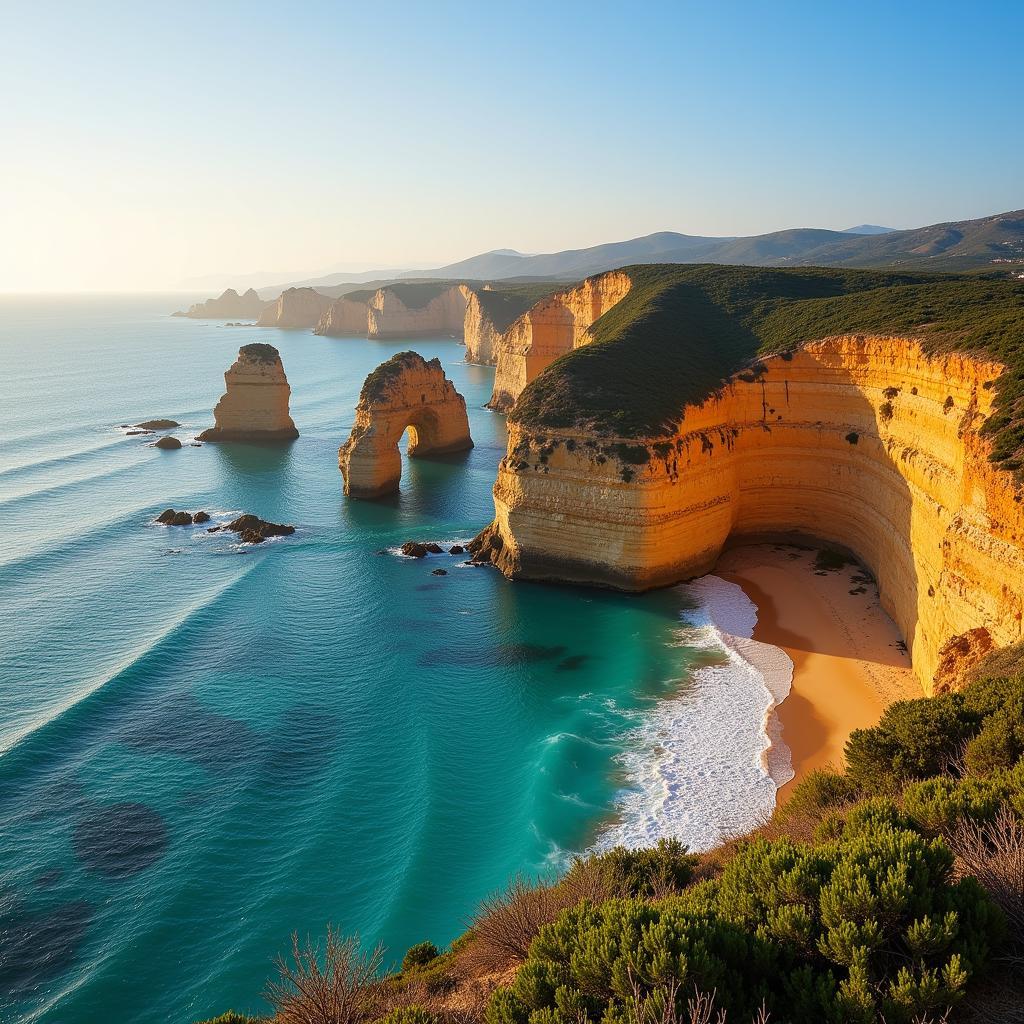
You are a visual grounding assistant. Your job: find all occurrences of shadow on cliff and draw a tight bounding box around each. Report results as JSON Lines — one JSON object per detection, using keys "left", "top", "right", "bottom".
{"left": 718, "top": 348, "right": 919, "bottom": 673}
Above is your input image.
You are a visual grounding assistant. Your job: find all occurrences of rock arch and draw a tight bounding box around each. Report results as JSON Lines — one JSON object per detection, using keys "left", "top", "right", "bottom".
{"left": 339, "top": 351, "right": 473, "bottom": 498}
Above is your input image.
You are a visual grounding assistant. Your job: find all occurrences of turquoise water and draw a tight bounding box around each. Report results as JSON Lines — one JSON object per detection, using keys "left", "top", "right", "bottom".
{"left": 0, "top": 296, "right": 704, "bottom": 1023}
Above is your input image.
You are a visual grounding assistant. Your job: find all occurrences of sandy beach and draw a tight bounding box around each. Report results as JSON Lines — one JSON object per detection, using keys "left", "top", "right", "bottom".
{"left": 716, "top": 542, "right": 919, "bottom": 797}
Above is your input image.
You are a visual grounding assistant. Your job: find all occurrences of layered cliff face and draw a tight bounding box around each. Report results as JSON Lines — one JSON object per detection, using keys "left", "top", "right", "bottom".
{"left": 488, "top": 272, "right": 632, "bottom": 411}
{"left": 315, "top": 296, "right": 371, "bottom": 337}
{"left": 476, "top": 335, "right": 1024, "bottom": 691}
{"left": 339, "top": 351, "right": 473, "bottom": 498}
{"left": 463, "top": 290, "right": 503, "bottom": 365}
{"left": 367, "top": 284, "right": 470, "bottom": 339}
{"left": 174, "top": 287, "right": 268, "bottom": 319}
{"left": 197, "top": 343, "right": 299, "bottom": 443}
{"left": 257, "top": 287, "right": 333, "bottom": 329}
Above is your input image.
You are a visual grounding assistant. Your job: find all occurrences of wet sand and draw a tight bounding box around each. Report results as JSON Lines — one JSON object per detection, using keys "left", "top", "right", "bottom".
{"left": 716, "top": 543, "right": 919, "bottom": 797}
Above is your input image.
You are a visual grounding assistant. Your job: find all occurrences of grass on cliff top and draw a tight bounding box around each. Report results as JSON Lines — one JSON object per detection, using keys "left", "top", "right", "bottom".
{"left": 359, "top": 350, "right": 434, "bottom": 403}
{"left": 238, "top": 342, "right": 280, "bottom": 363}
{"left": 510, "top": 263, "right": 1024, "bottom": 473}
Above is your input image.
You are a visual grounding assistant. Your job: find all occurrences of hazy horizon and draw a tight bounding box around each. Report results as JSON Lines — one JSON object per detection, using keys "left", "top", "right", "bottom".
{"left": 2, "top": 0, "right": 1021, "bottom": 292}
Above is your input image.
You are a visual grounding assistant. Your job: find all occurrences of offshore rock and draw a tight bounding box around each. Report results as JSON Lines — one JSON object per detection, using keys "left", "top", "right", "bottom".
{"left": 339, "top": 351, "right": 473, "bottom": 498}
{"left": 135, "top": 419, "right": 179, "bottom": 430}
{"left": 197, "top": 343, "right": 298, "bottom": 443}
{"left": 173, "top": 288, "right": 267, "bottom": 319}
{"left": 153, "top": 436, "right": 182, "bottom": 450}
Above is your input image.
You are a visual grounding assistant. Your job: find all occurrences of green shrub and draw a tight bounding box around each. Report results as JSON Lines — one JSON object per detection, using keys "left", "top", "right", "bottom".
{"left": 401, "top": 941, "right": 439, "bottom": 972}
{"left": 777, "top": 768, "right": 860, "bottom": 827}
{"left": 845, "top": 694, "right": 970, "bottom": 791}
{"left": 488, "top": 815, "right": 1003, "bottom": 1024}
{"left": 561, "top": 838, "right": 696, "bottom": 901}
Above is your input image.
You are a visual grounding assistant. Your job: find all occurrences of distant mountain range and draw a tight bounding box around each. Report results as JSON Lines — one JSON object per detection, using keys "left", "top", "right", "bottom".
{"left": 204, "top": 209, "right": 1023, "bottom": 301}
{"left": 399, "top": 210, "right": 1024, "bottom": 282}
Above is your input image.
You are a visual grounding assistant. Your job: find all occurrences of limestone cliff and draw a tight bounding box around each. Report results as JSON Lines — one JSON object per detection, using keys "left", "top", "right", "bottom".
{"left": 174, "top": 288, "right": 268, "bottom": 319}
{"left": 257, "top": 287, "right": 333, "bottom": 329}
{"left": 339, "top": 351, "right": 473, "bottom": 498}
{"left": 197, "top": 343, "right": 299, "bottom": 443}
{"left": 367, "top": 284, "right": 470, "bottom": 339}
{"left": 487, "top": 271, "right": 632, "bottom": 411}
{"left": 475, "top": 336, "right": 1024, "bottom": 692}
{"left": 315, "top": 295, "right": 371, "bottom": 337}
{"left": 463, "top": 290, "right": 503, "bottom": 365}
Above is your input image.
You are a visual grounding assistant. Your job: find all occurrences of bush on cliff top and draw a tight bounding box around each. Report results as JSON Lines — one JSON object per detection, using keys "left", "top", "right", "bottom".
{"left": 509, "top": 264, "right": 1024, "bottom": 475}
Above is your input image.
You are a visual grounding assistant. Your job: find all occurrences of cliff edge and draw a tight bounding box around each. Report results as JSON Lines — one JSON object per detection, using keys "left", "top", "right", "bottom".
{"left": 472, "top": 265, "right": 1024, "bottom": 692}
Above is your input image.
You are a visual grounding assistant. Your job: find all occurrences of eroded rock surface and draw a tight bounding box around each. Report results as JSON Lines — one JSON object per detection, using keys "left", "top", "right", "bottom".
{"left": 475, "top": 336, "right": 1024, "bottom": 692}
{"left": 488, "top": 271, "right": 632, "bottom": 411}
{"left": 339, "top": 351, "right": 473, "bottom": 498}
{"left": 257, "top": 287, "right": 333, "bottom": 329}
{"left": 197, "top": 343, "right": 299, "bottom": 443}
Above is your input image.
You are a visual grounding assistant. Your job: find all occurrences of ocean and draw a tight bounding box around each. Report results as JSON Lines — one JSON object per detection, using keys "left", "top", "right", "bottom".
{"left": 0, "top": 295, "right": 789, "bottom": 1023}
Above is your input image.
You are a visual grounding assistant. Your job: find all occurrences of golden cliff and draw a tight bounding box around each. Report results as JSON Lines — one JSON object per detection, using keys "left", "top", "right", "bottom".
{"left": 487, "top": 272, "right": 632, "bottom": 411}
{"left": 339, "top": 351, "right": 473, "bottom": 498}
{"left": 316, "top": 285, "right": 470, "bottom": 339}
{"left": 474, "top": 336, "right": 1024, "bottom": 692}
{"left": 463, "top": 289, "right": 503, "bottom": 365}
{"left": 198, "top": 343, "right": 298, "bottom": 443}
{"left": 257, "top": 287, "right": 333, "bottom": 329}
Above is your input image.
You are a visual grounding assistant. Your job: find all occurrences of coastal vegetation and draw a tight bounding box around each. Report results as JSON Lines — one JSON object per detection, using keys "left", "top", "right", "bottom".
{"left": 197, "top": 653, "right": 1024, "bottom": 1024}
{"left": 510, "top": 265, "right": 1024, "bottom": 476}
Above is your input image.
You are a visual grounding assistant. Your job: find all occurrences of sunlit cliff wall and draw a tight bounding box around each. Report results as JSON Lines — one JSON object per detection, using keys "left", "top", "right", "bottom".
{"left": 476, "top": 336, "right": 1024, "bottom": 691}
{"left": 488, "top": 272, "right": 632, "bottom": 411}
{"left": 367, "top": 286, "right": 470, "bottom": 339}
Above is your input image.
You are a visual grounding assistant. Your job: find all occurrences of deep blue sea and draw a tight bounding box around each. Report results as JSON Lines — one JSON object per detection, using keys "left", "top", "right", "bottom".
{"left": 0, "top": 296, "right": 780, "bottom": 1023}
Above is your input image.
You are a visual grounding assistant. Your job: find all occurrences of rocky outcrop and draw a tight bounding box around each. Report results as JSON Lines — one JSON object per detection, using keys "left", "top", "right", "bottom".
{"left": 257, "top": 287, "right": 333, "bottom": 329}
{"left": 197, "top": 343, "right": 299, "bottom": 443}
{"left": 368, "top": 285, "right": 469, "bottom": 339}
{"left": 463, "top": 290, "right": 503, "bottom": 365}
{"left": 476, "top": 336, "right": 1024, "bottom": 693}
{"left": 315, "top": 295, "right": 371, "bottom": 337}
{"left": 174, "top": 288, "right": 267, "bottom": 319}
{"left": 339, "top": 351, "right": 473, "bottom": 498}
{"left": 488, "top": 272, "right": 632, "bottom": 411}
{"left": 153, "top": 436, "right": 182, "bottom": 450}
{"left": 136, "top": 419, "right": 179, "bottom": 430}
{"left": 208, "top": 514, "right": 295, "bottom": 544}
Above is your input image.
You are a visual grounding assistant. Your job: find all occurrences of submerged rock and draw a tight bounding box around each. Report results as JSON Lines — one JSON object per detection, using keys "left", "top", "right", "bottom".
{"left": 135, "top": 419, "right": 179, "bottom": 430}
{"left": 156, "top": 509, "right": 194, "bottom": 526}
{"left": 214, "top": 514, "right": 297, "bottom": 545}
{"left": 154, "top": 436, "right": 182, "bottom": 450}
{"left": 431, "top": 568, "right": 449, "bottom": 576}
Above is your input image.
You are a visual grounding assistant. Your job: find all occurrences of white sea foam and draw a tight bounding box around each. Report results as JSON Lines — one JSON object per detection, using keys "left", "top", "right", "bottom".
{"left": 596, "top": 576, "right": 794, "bottom": 854}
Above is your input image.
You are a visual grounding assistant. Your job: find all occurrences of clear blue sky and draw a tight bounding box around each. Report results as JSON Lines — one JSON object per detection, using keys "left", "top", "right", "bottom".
{"left": 1, "top": 0, "right": 1021, "bottom": 290}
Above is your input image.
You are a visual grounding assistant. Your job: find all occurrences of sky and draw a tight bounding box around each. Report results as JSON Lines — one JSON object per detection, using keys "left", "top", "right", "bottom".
{"left": 1, "top": 0, "right": 1021, "bottom": 292}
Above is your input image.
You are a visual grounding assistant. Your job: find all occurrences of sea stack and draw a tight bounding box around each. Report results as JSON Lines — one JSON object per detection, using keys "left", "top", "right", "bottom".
{"left": 339, "top": 351, "right": 473, "bottom": 498}
{"left": 197, "top": 343, "right": 299, "bottom": 443}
